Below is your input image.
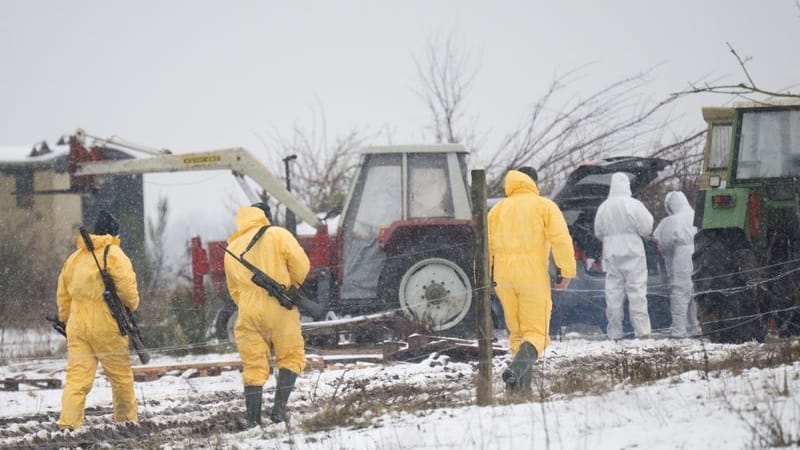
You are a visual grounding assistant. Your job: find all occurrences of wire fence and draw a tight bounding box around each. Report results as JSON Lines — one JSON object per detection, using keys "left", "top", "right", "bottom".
{"left": 6, "top": 235, "right": 800, "bottom": 364}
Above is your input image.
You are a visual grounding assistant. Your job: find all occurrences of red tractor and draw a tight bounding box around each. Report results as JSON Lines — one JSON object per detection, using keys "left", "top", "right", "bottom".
{"left": 67, "top": 134, "right": 477, "bottom": 343}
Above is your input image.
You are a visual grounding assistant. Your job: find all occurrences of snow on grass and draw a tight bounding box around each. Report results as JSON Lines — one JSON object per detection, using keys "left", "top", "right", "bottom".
{"left": 2, "top": 335, "right": 800, "bottom": 449}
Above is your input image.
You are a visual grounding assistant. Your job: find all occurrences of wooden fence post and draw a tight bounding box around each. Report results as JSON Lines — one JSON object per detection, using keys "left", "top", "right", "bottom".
{"left": 471, "top": 169, "right": 493, "bottom": 405}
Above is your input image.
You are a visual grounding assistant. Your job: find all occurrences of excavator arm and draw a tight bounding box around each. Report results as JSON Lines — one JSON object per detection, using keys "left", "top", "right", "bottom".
{"left": 71, "top": 141, "right": 320, "bottom": 227}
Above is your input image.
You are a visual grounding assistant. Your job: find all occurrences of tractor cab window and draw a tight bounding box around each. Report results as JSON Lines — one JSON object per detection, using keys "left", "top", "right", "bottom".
{"left": 709, "top": 124, "right": 732, "bottom": 169}
{"left": 349, "top": 154, "right": 402, "bottom": 237}
{"left": 736, "top": 109, "right": 800, "bottom": 179}
{"left": 407, "top": 153, "right": 453, "bottom": 218}
{"left": 341, "top": 153, "right": 401, "bottom": 300}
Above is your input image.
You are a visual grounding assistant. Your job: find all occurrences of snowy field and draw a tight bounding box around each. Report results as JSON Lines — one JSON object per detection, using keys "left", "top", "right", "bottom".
{"left": 2, "top": 332, "right": 800, "bottom": 449}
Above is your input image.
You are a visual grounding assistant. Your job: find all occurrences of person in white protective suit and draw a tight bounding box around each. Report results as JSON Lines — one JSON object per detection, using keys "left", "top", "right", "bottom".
{"left": 653, "top": 190, "right": 702, "bottom": 338}
{"left": 594, "top": 172, "right": 654, "bottom": 339}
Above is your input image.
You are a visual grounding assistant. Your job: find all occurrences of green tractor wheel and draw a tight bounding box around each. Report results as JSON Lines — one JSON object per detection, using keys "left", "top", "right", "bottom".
{"left": 692, "top": 230, "right": 766, "bottom": 343}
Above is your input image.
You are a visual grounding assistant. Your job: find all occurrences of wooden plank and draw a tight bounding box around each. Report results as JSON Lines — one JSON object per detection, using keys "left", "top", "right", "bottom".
{"left": 1, "top": 378, "right": 62, "bottom": 391}
{"left": 383, "top": 334, "right": 507, "bottom": 362}
{"left": 130, "top": 352, "right": 376, "bottom": 382}
{"left": 1, "top": 380, "right": 19, "bottom": 391}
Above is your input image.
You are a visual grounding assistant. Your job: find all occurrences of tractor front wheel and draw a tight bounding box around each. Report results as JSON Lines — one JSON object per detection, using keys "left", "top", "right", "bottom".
{"left": 692, "top": 230, "right": 765, "bottom": 343}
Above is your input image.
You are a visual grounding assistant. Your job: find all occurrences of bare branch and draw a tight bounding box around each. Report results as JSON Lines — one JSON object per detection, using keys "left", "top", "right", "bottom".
{"left": 675, "top": 43, "right": 800, "bottom": 100}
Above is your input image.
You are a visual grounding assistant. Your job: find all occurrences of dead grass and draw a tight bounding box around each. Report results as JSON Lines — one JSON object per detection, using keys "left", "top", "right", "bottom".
{"left": 301, "top": 378, "right": 466, "bottom": 433}
{"left": 544, "top": 339, "right": 800, "bottom": 399}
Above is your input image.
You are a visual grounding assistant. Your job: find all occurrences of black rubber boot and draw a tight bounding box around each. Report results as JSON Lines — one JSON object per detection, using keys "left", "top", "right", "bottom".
{"left": 244, "top": 385, "right": 263, "bottom": 427}
{"left": 503, "top": 342, "right": 537, "bottom": 395}
{"left": 270, "top": 369, "right": 298, "bottom": 423}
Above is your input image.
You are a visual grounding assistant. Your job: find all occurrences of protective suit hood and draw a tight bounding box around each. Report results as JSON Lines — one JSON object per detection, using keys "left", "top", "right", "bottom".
{"left": 608, "top": 173, "right": 632, "bottom": 198}
{"left": 75, "top": 233, "right": 120, "bottom": 251}
{"left": 229, "top": 206, "right": 272, "bottom": 243}
{"left": 504, "top": 170, "right": 540, "bottom": 197}
{"left": 665, "top": 191, "right": 693, "bottom": 215}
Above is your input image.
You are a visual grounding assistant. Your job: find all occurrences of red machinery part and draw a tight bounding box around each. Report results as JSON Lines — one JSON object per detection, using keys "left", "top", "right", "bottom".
{"left": 207, "top": 241, "right": 228, "bottom": 297}
{"left": 190, "top": 236, "right": 210, "bottom": 307}
{"left": 748, "top": 191, "right": 762, "bottom": 237}
{"left": 68, "top": 135, "right": 104, "bottom": 193}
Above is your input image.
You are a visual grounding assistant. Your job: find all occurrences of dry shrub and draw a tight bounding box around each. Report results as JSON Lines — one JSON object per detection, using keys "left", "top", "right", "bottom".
{"left": 302, "top": 378, "right": 462, "bottom": 433}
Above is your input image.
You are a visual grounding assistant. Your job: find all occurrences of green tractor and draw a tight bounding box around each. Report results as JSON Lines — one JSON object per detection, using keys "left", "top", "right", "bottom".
{"left": 693, "top": 100, "right": 800, "bottom": 343}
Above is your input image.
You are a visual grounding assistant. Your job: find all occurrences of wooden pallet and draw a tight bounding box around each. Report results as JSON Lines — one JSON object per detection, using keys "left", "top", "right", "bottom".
{"left": 1, "top": 378, "right": 62, "bottom": 391}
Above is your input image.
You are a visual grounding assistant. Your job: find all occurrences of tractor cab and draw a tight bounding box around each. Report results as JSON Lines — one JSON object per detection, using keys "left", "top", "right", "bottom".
{"left": 693, "top": 100, "right": 800, "bottom": 343}
{"left": 333, "top": 145, "right": 474, "bottom": 332}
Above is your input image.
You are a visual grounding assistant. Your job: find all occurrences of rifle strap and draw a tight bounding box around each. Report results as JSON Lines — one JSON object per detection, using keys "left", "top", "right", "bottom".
{"left": 84, "top": 238, "right": 106, "bottom": 278}
{"left": 240, "top": 225, "right": 270, "bottom": 259}
{"left": 103, "top": 245, "right": 111, "bottom": 272}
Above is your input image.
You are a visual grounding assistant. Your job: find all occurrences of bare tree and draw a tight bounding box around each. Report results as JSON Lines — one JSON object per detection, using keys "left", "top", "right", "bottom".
{"left": 140, "top": 196, "right": 170, "bottom": 296}
{"left": 415, "top": 35, "right": 483, "bottom": 151}
{"left": 265, "top": 101, "right": 376, "bottom": 215}
{"left": 413, "top": 38, "right": 707, "bottom": 198}
{"left": 485, "top": 66, "right": 695, "bottom": 195}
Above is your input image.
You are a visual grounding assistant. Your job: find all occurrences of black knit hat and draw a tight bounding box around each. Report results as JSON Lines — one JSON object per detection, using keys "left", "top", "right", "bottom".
{"left": 94, "top": 210, "right": 121, "bottom": 236}
{"left": 251, "top": 202, "right": 272, "bottom": 222}
{"left": 517, "top": 166, "right": 538, "bottom": 183}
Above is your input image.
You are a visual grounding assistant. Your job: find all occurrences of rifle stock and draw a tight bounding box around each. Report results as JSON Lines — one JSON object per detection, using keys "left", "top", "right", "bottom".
{"left": 46, "top": 316, "right": 67, "bottom": 338}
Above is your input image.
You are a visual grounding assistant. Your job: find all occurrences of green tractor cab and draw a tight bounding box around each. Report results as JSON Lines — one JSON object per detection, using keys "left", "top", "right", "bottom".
{"left": 693, "top": 101, "right": 800, "bottom": 343}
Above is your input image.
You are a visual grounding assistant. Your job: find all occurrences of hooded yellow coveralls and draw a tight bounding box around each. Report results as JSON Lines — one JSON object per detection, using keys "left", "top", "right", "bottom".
{"left": 224, "top": 206, "right": 311, "bottom": 386}
{"left": 57, "top": 234, "right": 141, "bottom": 430}
{"left": 488, "top": 171, "right": 576, "bottom": 356}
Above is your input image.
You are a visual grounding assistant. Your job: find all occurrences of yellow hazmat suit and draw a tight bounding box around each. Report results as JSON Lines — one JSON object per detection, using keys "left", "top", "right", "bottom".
{"left": 488, "top": 171, "right": 576, "bottom": 356}
{"left": 224, "top": 206, "right": 310, "bottom": 386}
{"left": 57, "top": 234, "right": 141, "bottom": 430}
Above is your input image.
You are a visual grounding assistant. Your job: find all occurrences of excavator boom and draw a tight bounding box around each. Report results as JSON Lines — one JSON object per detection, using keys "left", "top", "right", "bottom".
{"left": 73, "top": 146, "right": 320, "bottom": 227}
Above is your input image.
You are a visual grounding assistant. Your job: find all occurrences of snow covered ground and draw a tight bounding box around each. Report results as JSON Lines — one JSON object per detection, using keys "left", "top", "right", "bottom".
{"left": 2, "top": 333, "right": 799, "bottom": 449}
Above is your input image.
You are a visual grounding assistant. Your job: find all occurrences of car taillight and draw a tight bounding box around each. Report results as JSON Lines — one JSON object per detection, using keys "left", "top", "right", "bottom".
{"left": 748, "top": 192, "right": 761, "bottom": 236}
{"left": 711, "top": 194, "right": 735, "bottom": 208}
{"left": 574, "top": 246, "right": 602, "bottom": 273}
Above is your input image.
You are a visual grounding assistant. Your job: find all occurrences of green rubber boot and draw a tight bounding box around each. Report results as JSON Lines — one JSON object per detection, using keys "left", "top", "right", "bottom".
{"left": 502, "top": 342, "right": 537, "bottom": 395}
{"left": 270, "top": 369, "right": 298, "bottom": 423}
{"left": 244, "top": 385, "right": 263, "bottom": 427}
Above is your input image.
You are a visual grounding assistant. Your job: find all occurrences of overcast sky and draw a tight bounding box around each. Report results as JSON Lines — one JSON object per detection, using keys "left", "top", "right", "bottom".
{"left": 2, "top": 1, "right": 799, "bottom": 257}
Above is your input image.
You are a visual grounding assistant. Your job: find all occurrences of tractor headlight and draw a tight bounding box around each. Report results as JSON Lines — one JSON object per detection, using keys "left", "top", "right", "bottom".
{"left": 709, "top": 175, "right": 721, "bottom": 188}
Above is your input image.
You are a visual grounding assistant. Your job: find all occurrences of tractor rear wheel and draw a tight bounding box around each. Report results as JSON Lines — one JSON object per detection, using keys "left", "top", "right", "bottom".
{"left": 379, "top": 246, "right": 474, "bottom": 337}
{"left": 692, "top": 230, "right": 765, "bottom": 343}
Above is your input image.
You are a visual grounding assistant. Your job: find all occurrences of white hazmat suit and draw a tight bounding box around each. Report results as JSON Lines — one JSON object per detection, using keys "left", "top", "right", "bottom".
{"left": 653, "top": 191, "right": 701, "bottom": 338}
{"left": 594, "top": 172, "right": 654, "bottom": 339}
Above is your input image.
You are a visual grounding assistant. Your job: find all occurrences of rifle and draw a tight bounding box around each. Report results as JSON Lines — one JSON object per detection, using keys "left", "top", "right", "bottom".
{"left": 220, "top": 232, "right": 325, "bottom": 318}
{"left": 47, "top": 316, "right": 67, "bottom": 337}
{"left": 79, "top": 227, "right": 150, "bottom": 365}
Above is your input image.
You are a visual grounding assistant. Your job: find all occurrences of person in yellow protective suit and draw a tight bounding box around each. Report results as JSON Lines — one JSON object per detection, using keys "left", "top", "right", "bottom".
{"left": 224, "top": 203, "right": 310, "bottom": 427}
{"left": 488, "top": 170, "right": 576, "bottom": 394}
{"left": 57, "top": 210, "right": 141, "bottom": 430}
